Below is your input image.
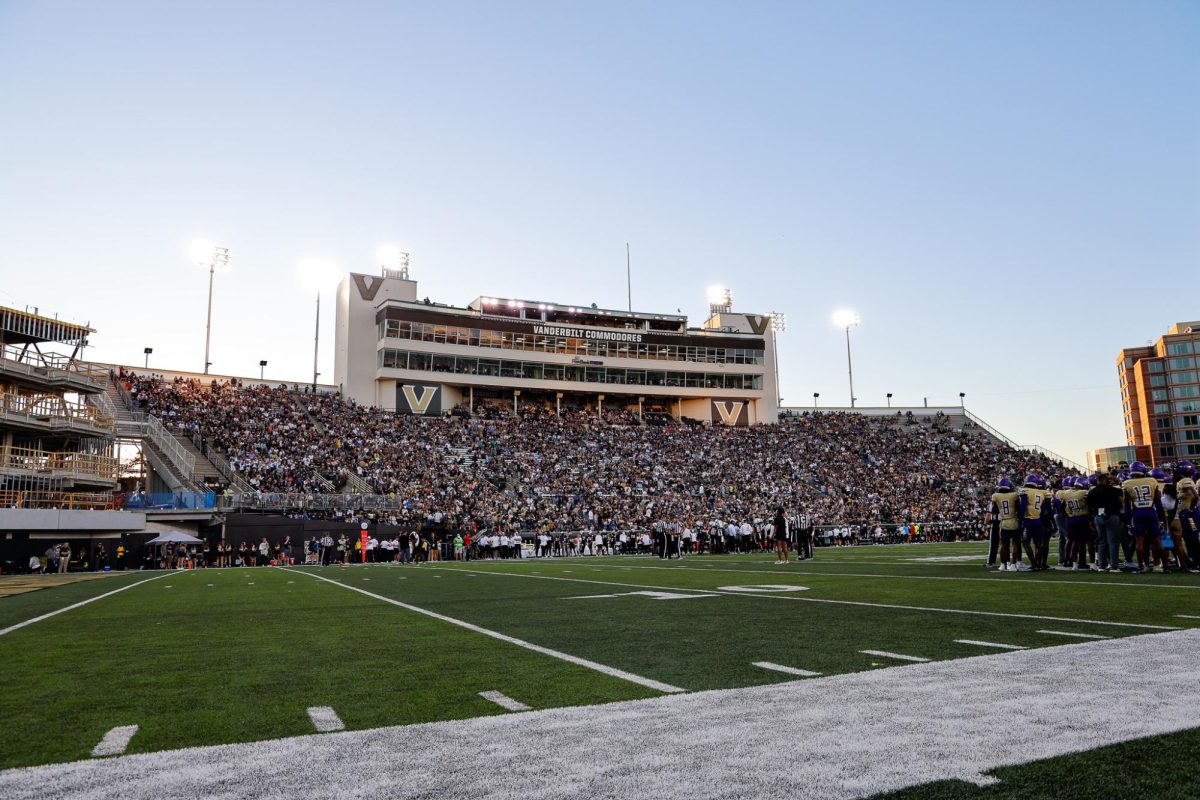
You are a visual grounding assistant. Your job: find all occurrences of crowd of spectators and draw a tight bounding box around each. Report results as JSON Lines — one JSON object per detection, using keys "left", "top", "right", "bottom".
{"left": 122, "top": 371, "right": 1072, "bottom": 536}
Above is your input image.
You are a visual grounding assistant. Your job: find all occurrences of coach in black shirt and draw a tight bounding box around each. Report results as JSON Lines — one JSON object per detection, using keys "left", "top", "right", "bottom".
{"left": 1087, "top": 474, "right": 1125, "bottom": 572}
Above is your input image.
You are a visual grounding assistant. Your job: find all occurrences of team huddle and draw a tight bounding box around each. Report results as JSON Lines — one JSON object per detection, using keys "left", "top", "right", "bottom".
{"left": 986, "top": 461, "right": 1200, "bottom": 574}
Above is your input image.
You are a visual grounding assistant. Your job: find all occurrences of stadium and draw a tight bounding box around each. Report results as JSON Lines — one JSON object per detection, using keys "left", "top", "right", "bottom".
{"left": 1, "top": 264, "right": 1198, "bottom": 800}
{"left": 3, "top": 4, "right": 1199, "bottom": 799}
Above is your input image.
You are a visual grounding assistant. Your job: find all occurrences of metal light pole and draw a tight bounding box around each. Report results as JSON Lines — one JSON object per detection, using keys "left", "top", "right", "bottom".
{"left": 813, "top": 392, "right": 819, "bottom": 409}
{"left": 143, "top": 347, "right": 153, "bottom": 369}
{"left": 887, "top": 392, "right": 893, "bottom": 408}
{"left": 832, "top": 310, "right": 860, "bottom": 408}
{"left": 195, "top": 243, "right": 230, "bottom": 374}
{"left": 769, "top": 311, "right": 786, "bottom": 407}
{"left": 312, "top": 294, "right": 320, "bottom": 392}
{"left": 259, "top": 360, "right": 268, "bottom": 380}
{"left": 959, "top": 392, "right": 966, "bottom": 409}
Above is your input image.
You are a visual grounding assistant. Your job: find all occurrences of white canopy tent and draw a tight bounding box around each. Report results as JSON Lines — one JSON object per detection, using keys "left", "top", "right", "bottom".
{"left": 145, "top": 531, "right": 204, "bottom": 545}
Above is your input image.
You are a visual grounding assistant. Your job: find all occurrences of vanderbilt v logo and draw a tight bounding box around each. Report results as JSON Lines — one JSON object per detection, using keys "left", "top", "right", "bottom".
{"left": 713, "top": 401, "right": 745, "bottom": 425}
{"left": 401, "top": 385, "right": 437, "bottom": 414}
{"left": 745, "top": 315, "right": 770, "bottom": 335}
{"left": 352, "top": 274, "right": 385, "bottom": 301}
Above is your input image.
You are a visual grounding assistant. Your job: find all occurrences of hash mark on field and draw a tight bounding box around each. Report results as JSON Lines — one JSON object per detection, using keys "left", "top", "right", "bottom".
{"left": 861, "top": 650, "right": 931, "bottom": 663}
{"left": 91, "top": 725, "right": 138, "bottom": 757}
{"left": 479, "top": 691, "right": 531, "bottom": 712}
{"left": 1176, "top": 615, "right": 1200, "bottom": 620}
{"left": 307, "top": 706, "right": 344, "bottom": 733}
{"left": 752, "top": 661, "right": 822, "bottom": 678}
{"left": 955, "top": 640, "right": 1027, "bottom": 651}
{"left": 1037, "top": 630, "right": 1109, "bottom": 639}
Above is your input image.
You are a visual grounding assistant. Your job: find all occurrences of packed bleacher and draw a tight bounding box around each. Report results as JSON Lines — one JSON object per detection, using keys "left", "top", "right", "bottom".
{"left": 121, "top": 370, "right": 1073, "bottom": 536}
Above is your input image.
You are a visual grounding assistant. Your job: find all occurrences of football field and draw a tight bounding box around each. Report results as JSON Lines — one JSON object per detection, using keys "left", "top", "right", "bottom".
{"left": 1, "top": 541, "right": 1198, "bottom": 799}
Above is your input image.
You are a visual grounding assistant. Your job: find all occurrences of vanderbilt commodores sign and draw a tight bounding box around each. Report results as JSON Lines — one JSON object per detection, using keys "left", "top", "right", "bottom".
{"left": 396, "top": 383, "right": 442, "bottom": 416}
{"left": 711, "top": 400, "right": 749, "bottom": 427}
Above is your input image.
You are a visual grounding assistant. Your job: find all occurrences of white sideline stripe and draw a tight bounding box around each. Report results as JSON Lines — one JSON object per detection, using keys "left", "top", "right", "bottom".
{"left": 1038, "top": 630, "right": 1110, "bottom": 640}
{"left": 0, "top": 573, "right": 173, "bottom": 638}
{"left": 429, "top": 566, "right": 1180, "bottom": 630}
{"left": 955, "top": 640, "right": 1027, "bottom": 651}
{"left": 861, "top": 650, "right": 931, "bottom": 662}
{"left": 307, "top": 707, "right": 344, "bottom": 733}
{"left": 91, "top": 726, "right": 137, "bottom": 757}
{"left": 14, "top": 631, "right": 1198, "bottom": 800}
{"left": 480, "top": 691, "right": 531, "bottom": 712}
{"left": 1175, "top": 614, "right": 1200, "bottom": 619}
{"left": 285, "top": 569, "right": 683, "bottom": 694}
{"left": 752, "top": 661, "right": 822, "bottom": 677}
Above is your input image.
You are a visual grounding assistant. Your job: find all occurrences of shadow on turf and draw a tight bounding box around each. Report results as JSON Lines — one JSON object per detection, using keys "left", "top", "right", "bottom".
{"left": 873, "top": 727, "right": 1200, "bottom": 799}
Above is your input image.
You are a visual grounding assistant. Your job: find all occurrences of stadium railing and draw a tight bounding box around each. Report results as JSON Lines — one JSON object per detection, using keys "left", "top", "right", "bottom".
{"left": 0, "top": 490, "right": 118, "bottom": 510}
{"left": 960, "top": 408, "right": 1086, "bottom": 472}
{"left": 126, "top": 412, "right": 197, "bottom": 479}
{"left": 0, "top": 391, "right": 115, "bottom": 432}
{"left": 187, "top": 432, "right": 255, "bottom": 493}
{"left": 0, "top": 445, "right": 119, "bottom": 482}
{"left": 0, "top": 343, "right": 108, "bottom": 386}
{"left": 124, "top": 491, "right": 216, "bottom": 511}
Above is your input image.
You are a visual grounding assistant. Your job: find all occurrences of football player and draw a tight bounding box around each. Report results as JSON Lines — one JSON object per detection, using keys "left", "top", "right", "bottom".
{"left": 1018, "top": 474, "right": 1052, "bottom": 571}
{"left": 1154, "top": 467, "right": 1192, "bottom": 571}
{"left": 1122, "top": 461, "right": 1170, "bottom": 573}
{"left": 989, "top": 478, "right": 1021, "bottom": 571}
{"left": 1061, "top": 477, "right": 1092, "bottom": 571}
{"left": 1053, "top": 477, "right": 1074, "bottom": 567}
{"left": 1175, "top": 474, "right": 1200, "bottom": 573}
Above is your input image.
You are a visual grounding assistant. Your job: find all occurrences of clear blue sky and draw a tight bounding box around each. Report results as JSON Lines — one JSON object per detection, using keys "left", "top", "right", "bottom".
{"left": 2, "top": 1, "right": 1197, "bottom": 464}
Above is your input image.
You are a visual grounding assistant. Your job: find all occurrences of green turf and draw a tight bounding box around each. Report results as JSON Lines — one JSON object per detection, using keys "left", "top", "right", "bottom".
{"left": 870, "top": 727, "right": 1200, "bottom": 799}
{"left": 0, "top": 541, "right": 1196, "bottom": 772}
{"left": 0, "top": 567, "right": 656, "bottom": 769}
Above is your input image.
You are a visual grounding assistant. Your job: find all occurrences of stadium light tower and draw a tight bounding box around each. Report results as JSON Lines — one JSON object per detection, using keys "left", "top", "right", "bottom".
{"left": 259, "top": 359, "right": 268, "bottom": 380}
{"left": 769, "top": 311, "right": 786, "bottom": 406}
{"left": 143, "top": 347, "right": 153, "bottom": 369}
{"left": 707, "top": 285, "right": 732, "bottom": 317}
{"left": 813, "top": 392, "right": 819, "bottom": 409}
{"left": 832, "top": 309, "right": 860, "bottom": 408}
{"left": 191, "top": 240, "right": 231, "bottom": 375}
{"left": 887, "top": 392, "right": 893, "bottom": 408}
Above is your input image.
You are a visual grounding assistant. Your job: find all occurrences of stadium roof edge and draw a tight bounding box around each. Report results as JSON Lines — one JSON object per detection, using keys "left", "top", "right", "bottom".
{"left": 92, "top": 362, "right": 339, "bottom": 392}
{"left": 0, "top": 304, "right": 93, "bottom": 345}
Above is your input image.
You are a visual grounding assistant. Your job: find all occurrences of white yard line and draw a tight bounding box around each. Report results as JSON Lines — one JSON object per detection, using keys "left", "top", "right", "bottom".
{"left": 306, "top": 707, "right": 344, "bottom": 733}
{"left": 285, "top": 569, "right": 683, "bottom": 694}
{"left": 427, "top": 566, "right": 1180, "bottom": 631}
{"left": 15, "top": 631, "right": 1196, "bottom": 800}
{"left": 860, "top": 649, "right": 931, "bottom": 662}
{"left": 572, "top": 560, "right": 1200, "bottom": 590}
{"left": 954, "top": 640, "right": 1027, "bottom": 651}
{"left": 752, "top": 661, "right": 822, "bottom": 677}
{"left": 1175, "top": 614, "right": 1200, "bottom": 620}
{"left": 91, "top": 726, "right": 138, "bottom": 757}
{"left": 0, "top": 573, "right": 173, "bottom": 638}
{"left": 479, "top": 691, "right": 531, "bottom": 712}
{"left": 1037, "top": 630, "right": 1109, "bottom": 640}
